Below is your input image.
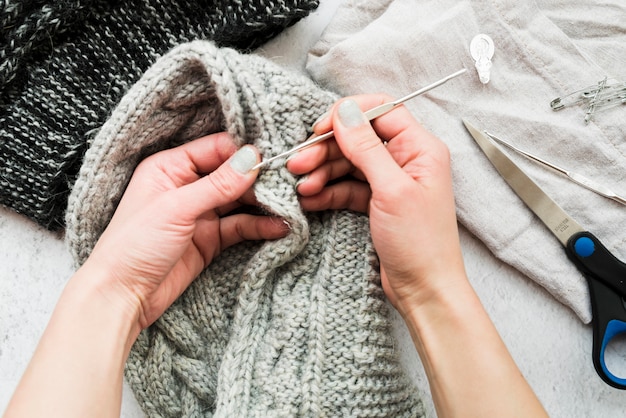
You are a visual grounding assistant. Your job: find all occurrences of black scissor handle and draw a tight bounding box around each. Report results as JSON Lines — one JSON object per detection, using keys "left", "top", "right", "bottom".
{"left": 566, "top": 231, "right": 626, "bottom": 389}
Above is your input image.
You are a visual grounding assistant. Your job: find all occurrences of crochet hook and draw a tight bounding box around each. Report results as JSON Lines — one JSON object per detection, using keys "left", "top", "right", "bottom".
{"left": 251, "top": 68, "right": 467, "bottom": 171}
{"left": 485, "top": 131, "right": 626, "bottom": 206}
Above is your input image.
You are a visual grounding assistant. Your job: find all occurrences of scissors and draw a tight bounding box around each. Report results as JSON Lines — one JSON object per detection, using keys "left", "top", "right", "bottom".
{"left": 463, "top": 119, "right": 626, "bottom": 389}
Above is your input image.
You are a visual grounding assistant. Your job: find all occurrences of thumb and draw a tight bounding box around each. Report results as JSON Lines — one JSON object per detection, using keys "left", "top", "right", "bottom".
{"left": 333, "top": 99, "right": 405, "bottom": 190}
{"left": 178, "top": 145, "right": 260, "bottom": 218}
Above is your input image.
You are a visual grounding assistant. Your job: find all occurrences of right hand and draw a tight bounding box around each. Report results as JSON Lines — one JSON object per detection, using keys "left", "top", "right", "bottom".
{"left": 287, "top": 95, "right": 467, "bottom": 315}
{"left": 288, "top": 96, "right": 549, "bottom": 418}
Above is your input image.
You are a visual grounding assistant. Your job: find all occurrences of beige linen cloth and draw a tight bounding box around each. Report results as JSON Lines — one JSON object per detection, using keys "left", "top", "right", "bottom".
{"left": 307, "top": 0, "right": 626, "bottom": 323}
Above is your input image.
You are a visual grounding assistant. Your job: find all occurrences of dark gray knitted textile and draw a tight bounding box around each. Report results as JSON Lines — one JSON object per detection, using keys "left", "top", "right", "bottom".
{"left": 66, "top": 41, "right": 425, "bottom": 417}
{"left": 0, "top": 0, "right": 319, "bottom": 229}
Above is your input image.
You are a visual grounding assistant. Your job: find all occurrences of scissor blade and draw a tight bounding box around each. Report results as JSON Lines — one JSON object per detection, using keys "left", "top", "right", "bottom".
{"left": 462, "top": 119, "right": 584, "bottom": 246}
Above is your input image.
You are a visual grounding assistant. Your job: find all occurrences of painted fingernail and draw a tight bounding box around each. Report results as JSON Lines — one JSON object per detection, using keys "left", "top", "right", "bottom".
{"left": 286, "top": 151, "right": 300, "bottom": 162}
{"left": 230, "top": 146, "right": 257, "bottom": 173}
{"left": 312, "top": 110, "right": 330, "bottom": 128}
{"left": 338, "top": 100, "right": 367, "bottom": 127}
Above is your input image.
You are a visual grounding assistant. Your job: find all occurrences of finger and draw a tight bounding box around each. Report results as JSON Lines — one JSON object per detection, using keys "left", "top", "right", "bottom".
{"left": 176, "top": 145, "right": 261, "bottom": 220}
{"left": 328, "top": 94, "right": 444, "bottom": 158}
{"left": 312, "top": 108, "right": 333, "bottom": 134}
{"left": 298, "top": 181, "right": 372, "bottom": 213}
{"left": 329, "top": 94, "right": 433, "bottom": 144}
{"left": 219, "top": 214, "right": 290, "bottom": 250}
{"left": 336, "top": 95, "right": 449, "bottom": 181}
{"left": 312, "top": 95, "right": 378, "bottom": 136}
{"left": 296, "top": 157, "right": 354, "bottom": 196}
{"left": 294, "top": 94, "right": 421, "bottom": 177}
{"left": 315, "top": 93, "right": 435, "bottom": 143}
{"left": 215, "top": 200, "right": 266, "bottom": 220}
{"left": 176, "top": 132, "right": 239, "bottom": 175}
{"left": 332, "top": 99, "right": 407, "bottom": 190}
{"left": 216, "top": 188, "right": 259, "bottom": 215}
{"left": 143, "top": 132, "right": 238, "bottom": 187}
{"left": 286, "top": 138, "right": 343, "bottom": 175}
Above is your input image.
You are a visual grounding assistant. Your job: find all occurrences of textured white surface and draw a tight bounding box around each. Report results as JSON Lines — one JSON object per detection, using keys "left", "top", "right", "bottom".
{"left": 1, "top": 1, "right": 624, "bottom": 417}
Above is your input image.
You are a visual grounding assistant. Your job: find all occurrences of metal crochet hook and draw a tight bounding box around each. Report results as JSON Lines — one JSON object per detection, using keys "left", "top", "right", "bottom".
{"left": 250, "top": 68, "right": 467, "bottom": 171}
{"left": 485, "top": 131, "right": 626, "bottom": 206}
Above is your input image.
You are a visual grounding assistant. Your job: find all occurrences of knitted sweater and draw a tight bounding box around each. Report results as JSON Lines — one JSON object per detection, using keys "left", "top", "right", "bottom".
{"left": 65, "top": 41, "right": 425, "bottom": 417}
{"left": 0, "top": 0, "right": 319, "bottom": 229}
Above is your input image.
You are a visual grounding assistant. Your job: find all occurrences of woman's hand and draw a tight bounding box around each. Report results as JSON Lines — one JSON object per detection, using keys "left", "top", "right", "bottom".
{"left": 288, "top": 95, "right": 547, "bottom": 418}
{"left": 4, "top": 132, "right": 290, "bottom": 418}
{"left": 84, "top": 132, "right": 288, "bottom": 332}
{"left": 287, "top": 95, "right": 466, "bottom": 315}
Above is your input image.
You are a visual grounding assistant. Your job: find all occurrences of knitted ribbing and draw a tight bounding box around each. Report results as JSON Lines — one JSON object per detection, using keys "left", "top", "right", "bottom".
{"left": 65, "top": 41, "right": 425, "bottom": 417}
{"left": 0, "top": 0, "right": 319, "bottom": 229}
{"left": 0, "top": 1, "right": 92, "bottom": 92}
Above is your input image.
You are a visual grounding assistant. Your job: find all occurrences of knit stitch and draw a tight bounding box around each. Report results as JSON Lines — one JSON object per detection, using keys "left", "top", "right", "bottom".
{"left": 0, "top": 0, "right": 319, "bottom": 229}
{"left": 66, "top": 41, "right": 425, "bottom": 417}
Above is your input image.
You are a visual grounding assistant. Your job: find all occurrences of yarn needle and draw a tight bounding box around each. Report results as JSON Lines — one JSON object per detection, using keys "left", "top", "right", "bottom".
{"left": 485, "top": 131, "right": 626, "bottom": 206}
{"left": 250, "top": 68, "right": 467, "bottom": 171}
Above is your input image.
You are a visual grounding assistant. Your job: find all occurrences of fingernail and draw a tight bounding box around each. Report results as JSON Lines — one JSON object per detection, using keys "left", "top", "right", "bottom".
{"left": 312, "top": 110, "right": 329, "bottom": 128}
{"left": 230, "top": 146, "right": 257, "bottom": 173}
{"left": 295, "top": 174, "right": 309, "bottom": 190}
{"left": 338, "top": 100, "right": 367, "bottom": 127}
{"left": 286, "top": 151, "right": 299, "bottom": 162}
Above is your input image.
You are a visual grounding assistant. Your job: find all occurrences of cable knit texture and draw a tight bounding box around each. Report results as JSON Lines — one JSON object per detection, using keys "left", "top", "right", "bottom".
{"left": 0, "top": 0, "right": 319, "bottom": 229}
{"left": 65, "top": 41, "right": 424, "bottom": 417}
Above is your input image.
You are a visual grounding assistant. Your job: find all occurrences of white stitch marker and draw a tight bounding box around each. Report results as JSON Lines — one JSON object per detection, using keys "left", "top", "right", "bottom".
{"left": 470, "top": 34, "right": 494, "bottom": 84}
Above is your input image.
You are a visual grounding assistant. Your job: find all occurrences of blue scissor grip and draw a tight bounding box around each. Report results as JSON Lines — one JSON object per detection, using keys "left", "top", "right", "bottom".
{"left": 599, "top": 319, "right": 626, "bottom": 387}
{"left": 566, "top": 231, "right": 626, "bottom": 389}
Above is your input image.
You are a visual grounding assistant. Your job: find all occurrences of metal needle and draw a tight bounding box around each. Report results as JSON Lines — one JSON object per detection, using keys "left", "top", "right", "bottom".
{"left": 485, "top": 131, "right": 626, "bottom": 206}
{"left": 250, "top": 68, "right": 467, "bottom": 171}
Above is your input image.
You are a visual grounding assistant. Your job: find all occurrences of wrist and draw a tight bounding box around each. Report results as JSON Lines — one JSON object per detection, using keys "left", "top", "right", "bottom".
{"left": 401, "top": 276, "right": 479, "bottom": 321}
{"left": 396, "top": 275, "right": 490, "bottom": 381}
{"left": 397, "top": 273, "right": 547, "bottom": 418}
{"left": 396, "top": 276, "right": 477, "bottom": 325}
{"left": 389, "top": 258, "right": 470, "bottom": 320}
{"left": 4, "top": 259, "right": 141, "bottom": 416}
{"left": 70, "top": 259, "right": 143, "bottom": 346}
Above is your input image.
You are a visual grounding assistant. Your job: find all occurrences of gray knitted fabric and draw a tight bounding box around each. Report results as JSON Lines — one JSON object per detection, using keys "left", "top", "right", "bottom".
{"left": 65, "top": 41, "right": 424, "bottom": 417}
{"left": 0, "top": 0, "right": 319, "bottom": 230}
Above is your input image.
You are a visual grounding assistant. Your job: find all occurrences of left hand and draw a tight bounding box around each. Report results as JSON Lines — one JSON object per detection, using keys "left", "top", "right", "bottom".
{"left": 83, "top": 132, "right": 288, "bottom": 332}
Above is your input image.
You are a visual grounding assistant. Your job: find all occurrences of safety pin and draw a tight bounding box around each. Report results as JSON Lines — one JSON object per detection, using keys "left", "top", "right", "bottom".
{"left": 593, "top": 93, "right": 626, "bottom": 112}
{"left": 485, "top": 131, "right": 626, "bottom": 206}
{"left": 586, "top": 87, "right": 626, "bottom": 112}
{"left": 585, "top": 84, "right": 626, "bottom": 124}
{"left": 550, "top": 80, "right": 626, "bottom": 111}
{"left": 250, "top": 68, "right": 468, "bottom": 171}
{"left": 584, "top": 77, "right": 608, "bottom": 124}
